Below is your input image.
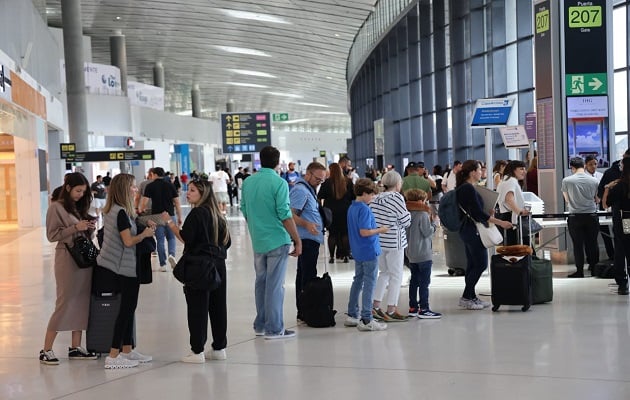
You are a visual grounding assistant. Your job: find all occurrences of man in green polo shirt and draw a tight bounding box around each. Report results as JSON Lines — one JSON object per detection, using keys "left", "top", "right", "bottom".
{"left": 402, "top": 161, "right": 433, "bottom": 200}
{"left": 241, "top": 146, "right": 302, "bottom": 340}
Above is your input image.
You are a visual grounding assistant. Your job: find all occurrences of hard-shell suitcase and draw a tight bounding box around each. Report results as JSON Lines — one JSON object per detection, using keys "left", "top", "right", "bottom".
{"left": 86, "top": 291, "right": 121, "bottom": 355}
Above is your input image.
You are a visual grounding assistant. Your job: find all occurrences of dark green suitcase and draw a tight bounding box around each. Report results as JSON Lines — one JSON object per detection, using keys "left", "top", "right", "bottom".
{"left": 531, "top": 258, "right": 553, "bottom": 304}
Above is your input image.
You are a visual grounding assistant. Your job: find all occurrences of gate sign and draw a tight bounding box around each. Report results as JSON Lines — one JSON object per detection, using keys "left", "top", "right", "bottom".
{"left": 471, "top": 98, "right": 514, "bottom": 128}
{"left": 221, "top": 112, "right": 271, "bottom": 153}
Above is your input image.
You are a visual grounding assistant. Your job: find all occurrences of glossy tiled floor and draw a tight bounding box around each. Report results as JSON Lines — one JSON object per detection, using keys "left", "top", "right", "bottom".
{"left": 2, "top": 205, "right": 630, "bottom": 399}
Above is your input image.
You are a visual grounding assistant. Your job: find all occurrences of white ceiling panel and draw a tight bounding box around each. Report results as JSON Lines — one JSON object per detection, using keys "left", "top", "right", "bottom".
{"left": 45, "top": 0, "right": 377, "bottom": 132}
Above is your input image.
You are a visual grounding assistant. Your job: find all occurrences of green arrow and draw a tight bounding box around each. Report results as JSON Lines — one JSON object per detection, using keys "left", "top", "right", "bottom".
{"left": 588, "top": 77, "right": 603, "bottom": 91}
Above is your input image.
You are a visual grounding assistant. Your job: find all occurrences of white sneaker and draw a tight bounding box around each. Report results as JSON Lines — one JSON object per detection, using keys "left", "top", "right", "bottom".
{"left": 121, "top": 349, "right": 152, "bottom": 363}
{"left": 472, "top": 298, "right": 491, "bottom": 308}
{"left": 205, "top": 349, "right": 227, "bottom": 360}
{"left": 459, "top": 297, "right": 484, "bottom": 310}
{"left": 357, "top": 319, "right": 387, "bottom": 331}
{"left": 104, "top": 354, "right": 139, "bottom": 369}
{"left": 159, "top": 265, "right": 168, "bottom": 272}
{"left": 344, "top": 316, "right": 360, "bottom": 327}
{"left": 167, "top": 255, "right": 177, "bottom": 270}
{"left": 181, "top": 352, "right": 205, "bottom": 363}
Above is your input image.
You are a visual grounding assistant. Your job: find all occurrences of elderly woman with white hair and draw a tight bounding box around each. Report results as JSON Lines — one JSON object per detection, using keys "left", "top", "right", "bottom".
{"left": 369, "top": 171, "right": 412, "bottom": 321}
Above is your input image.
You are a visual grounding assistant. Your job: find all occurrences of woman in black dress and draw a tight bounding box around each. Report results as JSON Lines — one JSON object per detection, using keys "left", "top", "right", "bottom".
{"left": 318, "top": 163, "right": 355, "bottom": 263}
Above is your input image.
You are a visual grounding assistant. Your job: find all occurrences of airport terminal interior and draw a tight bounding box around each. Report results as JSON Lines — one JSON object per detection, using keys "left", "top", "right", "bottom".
{"left": 3, "top": 0, "right": 630, "bottom": 398}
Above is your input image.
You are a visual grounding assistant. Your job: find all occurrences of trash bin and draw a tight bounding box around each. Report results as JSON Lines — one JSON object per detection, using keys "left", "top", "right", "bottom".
{"left": 443, "top": 228, "right": 467, "bottom": 276}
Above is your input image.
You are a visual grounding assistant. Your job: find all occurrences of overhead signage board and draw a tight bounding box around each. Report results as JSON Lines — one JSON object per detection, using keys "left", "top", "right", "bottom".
{"left": 221, "top": 112, "right": 271, "bottom": 154}
{"left": 499, "top": 125, "right": 530, "bottom": 148}
{"left": 63, "top": 150, "right": 155, "bottom": 162}
{"left": 471, "top": 98, "right": 514, "bottom": 128}
{"left": 564, "top": 1, "right": 607, "bottom": 76}
{"left": 272, "top": 113, "right": 289, "bottom": 122}
{"left": 60, "top": 143, "right": 76, "bottom": 159}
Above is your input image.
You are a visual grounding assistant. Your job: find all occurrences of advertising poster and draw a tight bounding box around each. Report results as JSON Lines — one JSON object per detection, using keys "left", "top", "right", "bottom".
{"left": 566, "top": 96, "right": 609, "bottom": 167}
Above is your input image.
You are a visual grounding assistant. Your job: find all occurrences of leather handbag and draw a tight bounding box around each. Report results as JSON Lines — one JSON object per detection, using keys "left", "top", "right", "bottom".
{"left": 65, "top": 235, "right": 99, "bottom": 268}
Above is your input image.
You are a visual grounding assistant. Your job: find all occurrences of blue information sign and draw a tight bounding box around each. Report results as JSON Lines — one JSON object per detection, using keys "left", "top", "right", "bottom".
{"left": 471, "top": 98, "right": 514, "bottom": 127}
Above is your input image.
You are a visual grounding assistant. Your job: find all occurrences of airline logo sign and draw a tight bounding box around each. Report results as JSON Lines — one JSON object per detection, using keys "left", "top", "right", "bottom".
{"left": 221, "top": 112, "right": 271, "bottom": 153}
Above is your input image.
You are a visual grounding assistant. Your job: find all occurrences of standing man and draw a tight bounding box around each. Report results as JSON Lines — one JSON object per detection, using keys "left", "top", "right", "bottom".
{"left": 402, "top": 162, "right": 432, "bottom": 200}
{"left": 290, "top": 162, "right": 326, "bottom": 322}
{"left": 586, "top": 154, "right": 614, "bottom": 261}
{"left": 442, "top": 161, "right": 462, "bottom": 192}
{"left": 210, "top": 166, "right": 230, "bottom": 214}
{"left": 339, "top": 156, "right": 352, "bottom": 176}
{"left": 241, "top": 146, "right": 302, "bottom": 339}
{"left": 561, "top": 157, "right": 600, "bottom": 278}
{"left": 284, "top": 162, "right": 300, "bottom": 189}
{"left": 90, "top": 175, "right": 107, "bottom": 221}
{"left": 139, "top": 167, "right": 182, "bottom": 272}
{"left": 102, "top": 171, "right": 112, "bottom": 187}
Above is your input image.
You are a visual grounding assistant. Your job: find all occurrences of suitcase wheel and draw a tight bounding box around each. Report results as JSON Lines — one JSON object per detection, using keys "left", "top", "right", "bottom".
{"left": 521, "top": 305, "right": 530, "bottom": 312}
{"left": 448, "top": 268, "right": 455, "bottom": 276}
{"left": 492, "top": 305, "right": 499, "bottom": 312}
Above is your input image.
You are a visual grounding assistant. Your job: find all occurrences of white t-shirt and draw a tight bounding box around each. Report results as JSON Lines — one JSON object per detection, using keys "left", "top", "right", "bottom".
{"left": 210, "top": 170, "right": 229, "bottom": 193}
{"left": 496, "top": 176, "right": 525, "bottom": 223}
{"left": 445, "top": 171, "right": 457, "bottom": 192}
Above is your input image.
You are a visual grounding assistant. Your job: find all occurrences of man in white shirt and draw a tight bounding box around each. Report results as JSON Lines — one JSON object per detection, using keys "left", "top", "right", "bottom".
{"left": 442, "top": 161, "right": 462, "bottom": 193}
{"left": 210, "top": 166, "right": 230, "bottom": 214}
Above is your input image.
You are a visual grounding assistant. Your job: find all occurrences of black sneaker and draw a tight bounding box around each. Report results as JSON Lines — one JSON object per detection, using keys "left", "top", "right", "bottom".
{"left": 68, "top": 346, "right": 98, "bottom": 360}
{"left": 39, "top": 349, "right": 60, "bottom": 365}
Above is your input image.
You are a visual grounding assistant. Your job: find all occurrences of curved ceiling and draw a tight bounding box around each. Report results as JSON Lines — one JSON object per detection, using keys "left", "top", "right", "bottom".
{"left": 44, "top": 0, "right": 377, "bottom": 133}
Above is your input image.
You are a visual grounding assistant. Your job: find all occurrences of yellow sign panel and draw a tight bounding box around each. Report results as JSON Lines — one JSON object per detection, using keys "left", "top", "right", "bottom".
{"left": 226, "top": 130, "right": 233, "bottom": 137}
{"left": 536, "top": 9, "right": 549, "bottom": 34}
{"left": 233, "top": 123, "right": 240, "bottom": 129}
{"left": 568, "top": 6, "right": 602, "bottom": 28}
{"left": 233, "top": 115, "right": 240, "bottom": 122}
{"left": 234, "top": 130, "right": 240, "bottom": 136}
{"left": 226, "top": 138, "right": 234, "bottom": 144}
{"left": 234, "top": 138, "right": 241, "bottom": 144}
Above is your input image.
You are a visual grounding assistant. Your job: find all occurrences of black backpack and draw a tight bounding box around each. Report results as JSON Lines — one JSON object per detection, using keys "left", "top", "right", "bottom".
{"left": 300, "top": 272, "right": 337, "bottom": 327}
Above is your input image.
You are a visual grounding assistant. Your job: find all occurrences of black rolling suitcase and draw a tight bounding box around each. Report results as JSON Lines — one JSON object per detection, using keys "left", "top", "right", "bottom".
{"left": 490, "top": 216, "right": 532, "bottom": 312}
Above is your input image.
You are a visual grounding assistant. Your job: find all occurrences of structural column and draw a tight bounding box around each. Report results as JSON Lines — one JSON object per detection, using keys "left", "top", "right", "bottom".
{"left": 110, "top": 31, "right": 128, "bottom": 95}
{"left": 226, "top": 100, "right": 235, "bottom": 113}
{"left": 60, "top": 0, "right": 89, "bottom": 153}
{"left": 191, "top": 84, "right": 201, "bottom": 118}
{"left": 153, "top": 62, "right": 165, "bottom": 88}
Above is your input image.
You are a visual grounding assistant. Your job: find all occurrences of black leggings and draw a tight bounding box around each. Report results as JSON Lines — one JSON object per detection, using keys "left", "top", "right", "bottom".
{"left": 111, "top": 275, "right": 139, "bottom": 349}
{"left": 328, "top": 231, "right": 350, "bottom": 259}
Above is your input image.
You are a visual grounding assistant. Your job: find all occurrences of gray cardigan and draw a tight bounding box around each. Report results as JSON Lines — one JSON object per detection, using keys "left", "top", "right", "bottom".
{"left": 97, "top": 204, "right": 137, "bottom": 277}
{"left": 405, "top": 205, "right": 436, "bottom": 263}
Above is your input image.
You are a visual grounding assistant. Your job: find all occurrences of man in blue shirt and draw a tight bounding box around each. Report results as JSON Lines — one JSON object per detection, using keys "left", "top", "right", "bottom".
{"left": 241, "top": 146, "right": 302, "bottom": 339}
{"left": 285, "top": 162, "right": 301, "bottom": 189}
{"left": 290, "top": 162, "right": 327, "bottom": 322}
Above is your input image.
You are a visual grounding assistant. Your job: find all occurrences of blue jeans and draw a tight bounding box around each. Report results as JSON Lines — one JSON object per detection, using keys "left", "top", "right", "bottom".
{"left": 155, "top": 215, "right": 177, "bottom": 266}
{"left": 347, "top": 258, "right": 379, "bottom": 321}
{"left": 408, "top": 260, "right": 432, "bottom": 310}
{"left": 253, "top": 244, "right": 290, "bottom": 335}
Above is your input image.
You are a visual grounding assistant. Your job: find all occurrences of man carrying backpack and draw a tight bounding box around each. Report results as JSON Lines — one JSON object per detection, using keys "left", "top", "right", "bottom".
{"left": 290, "top": 162, "right": 327, "bottom": 323}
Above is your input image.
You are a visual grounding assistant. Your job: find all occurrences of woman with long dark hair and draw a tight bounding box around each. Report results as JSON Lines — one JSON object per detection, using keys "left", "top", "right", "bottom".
{"left": 602, "top": 157, "right": 630, "bottom": 295}
{"left": 162, "top": 179, "right": 231, "bottom": 362}
{"left": 318, "top": 163, "right": 355, "bottom": 263}
{"left": 457, "top": 161, "right": 512, "bottom": 310}
{"left": 41, "top": 172, "right": 97, "bottom": 365}
{"left": 496, "top": 160, "right": 530, "bottom": 245}
{"left": 97, "top": 173, "right": 156, "bottom": 369}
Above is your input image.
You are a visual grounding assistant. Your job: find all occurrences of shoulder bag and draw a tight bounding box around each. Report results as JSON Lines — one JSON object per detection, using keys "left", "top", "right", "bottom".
{"left": 460, "top": 205, "right": 503, "bottom": 248}
{"left": 65, "top": 234, "right": 99, "bottom": 268}
{"left": 173, "top": 208, "right": 223, "bottom": 291}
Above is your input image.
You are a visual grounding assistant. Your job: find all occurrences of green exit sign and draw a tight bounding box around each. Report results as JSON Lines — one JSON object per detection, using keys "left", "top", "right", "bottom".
{"left": 273, "top": 113, "right": 289, "bottom": 121}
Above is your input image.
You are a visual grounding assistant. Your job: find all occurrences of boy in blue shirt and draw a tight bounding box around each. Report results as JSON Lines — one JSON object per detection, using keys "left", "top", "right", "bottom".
{"left": 345, "top": 179, "right": 390, "bottom": 331}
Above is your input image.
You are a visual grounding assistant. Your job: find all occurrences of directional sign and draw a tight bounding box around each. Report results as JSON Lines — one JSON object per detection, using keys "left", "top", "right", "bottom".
{"left": 565, "top": 73, "right": 607, "bottom": 96}
{"left": 221, "top": 112, "right": 271, "bottom": 153}
{"left": 273, "top": 113, "right": 289, "bottom": 122}
{"left": 471, "top": 98, "right": 514, "bottom": 128}
{"left": 63, "top": 150, "right": 155, "bottom": 162}
{"left": 59, "top": 143, "right": 76, "bottom": 159}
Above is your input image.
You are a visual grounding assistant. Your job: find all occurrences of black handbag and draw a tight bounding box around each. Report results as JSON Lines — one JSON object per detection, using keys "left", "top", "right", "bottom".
{"left": 172, "top": 208, "right": 224, "bottom": 290}
{"left": 65, "top": 235, "right": 99, "bottom": 269}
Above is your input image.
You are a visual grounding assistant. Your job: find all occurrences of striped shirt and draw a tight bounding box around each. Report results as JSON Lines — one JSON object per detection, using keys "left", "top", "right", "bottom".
{"left": 369, "top": 191, "right": 411, "bottom": 249}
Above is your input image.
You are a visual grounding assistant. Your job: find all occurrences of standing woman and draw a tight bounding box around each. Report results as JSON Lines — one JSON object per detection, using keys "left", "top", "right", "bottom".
{"left": 457, "top": 160, "right": 513, "bottom": 310}
{"left": 496, "top": 160, "right": 530, "bottom": 245}
{"left": 161, "top": 179, "right": 231, "bottom": 363}
{"left": 369, "top": 171, "right": 411, "bottom": 321}
{"left": 602, "top": 156, "right": 630, "bottom": 295}
{"left": 318, "top": 163, "right": 355, "bottom": 263}
{"left": 97, "top": 173, "right": 155, "bottom": 369}
{"left": 41, "top": 172, "right": 97, "bottom": 365}
{"left": 492, "top": 160, "right": 508, "bottom": 189}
